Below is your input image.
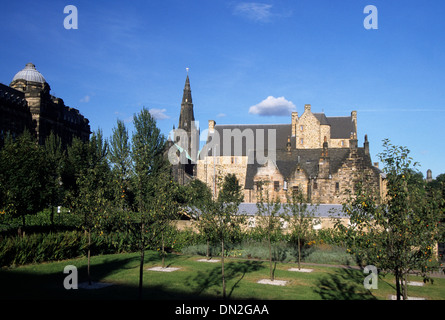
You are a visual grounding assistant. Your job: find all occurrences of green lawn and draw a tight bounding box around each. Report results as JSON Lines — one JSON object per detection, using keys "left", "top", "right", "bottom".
{"left": 1, "top": 251, "right": 444, "bottom": 300}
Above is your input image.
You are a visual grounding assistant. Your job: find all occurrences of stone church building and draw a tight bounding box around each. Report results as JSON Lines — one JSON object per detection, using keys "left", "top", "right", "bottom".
{"left": 0, "top": 63, "right": 90, "bottom": 146}
{"left": 171, "top": 73, "right": 385, "bottom": 205}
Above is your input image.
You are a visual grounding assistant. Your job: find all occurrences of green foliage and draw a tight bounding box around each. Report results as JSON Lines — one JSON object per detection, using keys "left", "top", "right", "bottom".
{"left": 254, "top": 181, "right": 285, "bottom": 280}
{"left": 339, "top": 139, "right": 443, "bottom": 300}
{"left": 0, "top": 231, "right": 85, "bottom": 266}
{"left": 0, "top": 130, "right": 52, "bottom": 226}
{"left": 217, "top": 173, "right": 244, "bottom": 204}
{"left": 109, "top": 119, "right": 134, "bottom": 210}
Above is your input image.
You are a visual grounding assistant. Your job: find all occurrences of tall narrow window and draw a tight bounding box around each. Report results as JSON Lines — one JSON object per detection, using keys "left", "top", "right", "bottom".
{"left": 274, "top": 181, "right": 280, "bottom": 191}
{"left": 335, "top": 182, "right": 340, "bottom": 192}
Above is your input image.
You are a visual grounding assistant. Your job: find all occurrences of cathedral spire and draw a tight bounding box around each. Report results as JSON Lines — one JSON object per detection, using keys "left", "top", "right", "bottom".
{"left": 178, "top": 68, "right": 195, "bottom": 132}
{"left": 182, "top": 68, "right": 192, "bottom": 104}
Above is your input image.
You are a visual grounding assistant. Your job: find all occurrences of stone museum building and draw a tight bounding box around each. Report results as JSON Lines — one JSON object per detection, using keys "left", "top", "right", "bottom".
{"left": 0, "top": 63, "right": 90, "bottom": 146}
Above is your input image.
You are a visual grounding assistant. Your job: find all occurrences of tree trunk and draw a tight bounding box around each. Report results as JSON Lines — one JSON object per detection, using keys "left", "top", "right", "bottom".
{"left": 88, "top": 229, "right": 91, "bottom": 285}
{"left": 269, "top": 234, "right": 273, "bottom": 281}
{"left": 139, "top": 221, "right": 145, "bottom": 299}
{"left": 207, "top": 239, "right": 210, "bottom": 260}
{"left": 395, "top": 269, "right": 401, "bottom": 300}
{"left": 298, "top": 236, "right": 301, "bottom": 270}
{"left": 162, "top": 231, "right": 165, "bottom": 268}
{"left": 221, "top": 238, "right": 226, "bottom": 299}
{"left": 402, "top": 272, "right": 408, "bottom": 300}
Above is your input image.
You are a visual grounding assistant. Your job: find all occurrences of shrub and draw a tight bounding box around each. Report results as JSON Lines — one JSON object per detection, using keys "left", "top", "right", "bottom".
{"left": 303, "top": 244, "right": 357, "bottom": 266}
{"left": 0, "top": 231, "right": 86, "bottom": 266}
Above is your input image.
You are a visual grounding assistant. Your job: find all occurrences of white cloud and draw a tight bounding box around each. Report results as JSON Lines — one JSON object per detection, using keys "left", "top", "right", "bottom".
{"left": 149, "top": 108, "right": 170, "bottom": 120}
{"left": 80, "top": 95, "right": 90, "bottom": 103}
{"left": 249, "top": 96, "right": 296, "bottom": 116}
{"left": 217, "top": 113, "right": 226, "bottom": 118}
{"left": 233, "top": 2, "right": 273, "bottom": 22}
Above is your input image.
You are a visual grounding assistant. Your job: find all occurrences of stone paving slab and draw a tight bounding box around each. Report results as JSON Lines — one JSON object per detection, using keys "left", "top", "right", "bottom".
{"left": 257, "top": 279, "right": 288, "bottom": 286}
{"left": 407, "top": 281, "right": 425, "bottom": 287}
{"left": 147, "top": 267, "right": 181, "bottom": 272}
{"left": 288, "top": 268, "right": 313, "bottom": 273}
{"left": 197, "top": 258, "right": 220, "bottom": 263}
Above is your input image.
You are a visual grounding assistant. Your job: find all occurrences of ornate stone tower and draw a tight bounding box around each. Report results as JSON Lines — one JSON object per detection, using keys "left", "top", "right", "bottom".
{"left": 178, "top": 69, "right": 195, "bottom": 135}
{"left": 171, "top": 69, "right": 197, "bottom": 184}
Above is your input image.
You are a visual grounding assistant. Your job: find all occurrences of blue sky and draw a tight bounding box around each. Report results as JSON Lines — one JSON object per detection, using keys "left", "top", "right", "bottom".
{"left": 1, "top": 0, "right": 444, "bottom": 177}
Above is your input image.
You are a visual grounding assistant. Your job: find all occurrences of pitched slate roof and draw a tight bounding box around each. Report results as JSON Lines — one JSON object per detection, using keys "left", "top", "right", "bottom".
{"left": 204, "top": 123, "right": 293, "bottom": 157}
{"left": 187, "top": 203, "right": 348, "bottom": 218}
{"left": 244, "top": 146, "right": 382, "bottom": 189}
{"left": 238, "top": 203, "right": 348, "bottom": 218}
{"left": 313, "top": 113, "right": 356, "bottom": 139}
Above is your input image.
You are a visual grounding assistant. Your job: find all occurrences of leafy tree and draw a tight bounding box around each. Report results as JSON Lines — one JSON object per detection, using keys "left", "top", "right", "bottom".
{"left": 200, "top": 173, "right": 244, "bottom": 299}
{"left": 0, "top": 130, "right": 51, "bottom": 231}
{"left": 426, "top": 174, "right": 445, "bottom": 266}
{"left": 255, "top": 181, "right": 284, "bottom": 281}
{"left": 339, "top": 139, "right": 443, "bottom": 300}
{"left": 131, "top": 107, "right": 168, "bottom": 298}
{"left": 217, "top": 173, "right": 244, "bottom": 204}
{"left": 285, "top": 188, "right": 319, "bottom": 269}
{"left": 186, "top": 179, "right": 214, "bottom": 258}
{"left": 62, "top": 136, "right": 91, "bottom": 208}
{"left": 109, "top": 119, "right": 134, "bottom": 210}
{"left": 70, "top": 129, "right": 112, "bottom": 285}
{"left": 150, "top": 173, "right": 181, "bottom": 268}
{"left": 43, "top": 131, "right": 66, "bottom": 226}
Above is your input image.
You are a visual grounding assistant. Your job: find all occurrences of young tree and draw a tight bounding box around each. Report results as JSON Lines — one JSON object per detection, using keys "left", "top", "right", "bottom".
{"left": 131, "top": 107, "right": 168, "bottom": 299}
{"left": 109, "top": 119, "right": 133, "bottom": 210}
{"left": 0, "top": 130, "right": 51, "bottom": 232}
{"left": 44, "top": 132, "right": 66, "bottom": 226}
{"left": 150, "top": 173, "right": 180, "bottom": 268}
{"left": 255, "top": 181, "right": 284, "bottom": 281}
{"left": 70, "top": 129, "right": 112, "bottom": 285}
{"left": 186, "top": 179, "right": 215, "bottom": 259}
{"left": 339, "top": 139, "right": 443, "bottom": 300}
{"left": 200, "top": 173, "right": 244, "bottom": 299}
{"left": 285, "top": 188, "right": 319, "bottom": 270}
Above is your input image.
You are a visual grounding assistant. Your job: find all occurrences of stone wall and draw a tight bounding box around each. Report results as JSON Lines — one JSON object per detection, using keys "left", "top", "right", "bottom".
{"left": 197, "top": 155, "right": 249, "bottom": 199}
{"left": 295, "top": 104, "right": 323, "bottom": 149}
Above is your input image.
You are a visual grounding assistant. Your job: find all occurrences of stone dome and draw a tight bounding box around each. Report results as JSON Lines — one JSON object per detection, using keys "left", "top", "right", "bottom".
{"left": 12, "top": 63, "right": 46, "bottom": 84}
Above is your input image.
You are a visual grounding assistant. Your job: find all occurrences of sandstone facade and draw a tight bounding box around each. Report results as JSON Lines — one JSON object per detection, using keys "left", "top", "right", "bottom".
{"left": 169, "top": 73, "right": 384, "bottom": 204}
{"left": 197, "top": 106, "right": 385, "bottom": 204}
